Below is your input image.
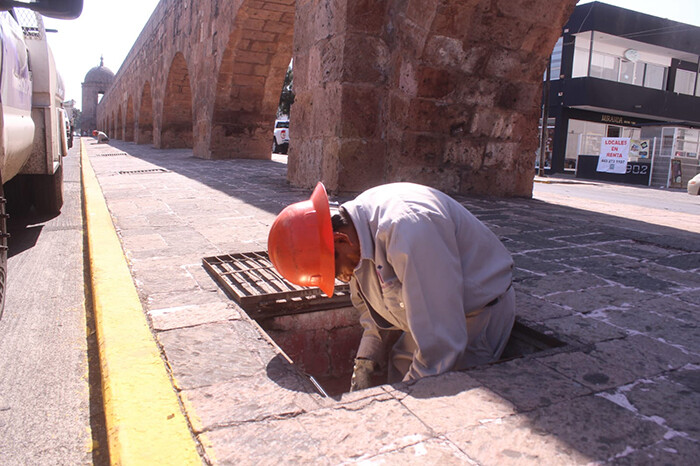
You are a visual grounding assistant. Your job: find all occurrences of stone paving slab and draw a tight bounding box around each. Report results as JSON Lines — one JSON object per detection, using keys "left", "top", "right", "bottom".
{"left": 622, "top": 374, "right": 700, "bottom": 437}
{"left": 514, "top": 291, "right": 573, "bottom": 321}
{"left": 541, "top": 314, "right": 628, "bottom": 344}
{"left": 354, "top": 436, "right": 477, "bottom": 465}
{"left": 86, "top": 140, "right": 700, "bottom": 464}
{"left": 591, "top": 335, "right": 696, "bottom": 378}
{"left": 157, "top": 321, "right": 277, "bottom": 390}
{"left": 608, "top": 435, "right": 699, "bottom": 466}
{"left": 149, "top": 302, "right": 242, "bottom": 331}
{"left": 467, "top": 358, "right": 592, "bottom": 412}
{"left": 398, "top": 371, "right": 516, "bottom": 433}
{"left": 538, "top": 351, "right": 638, "bottom": 391}
{"left": 545, "top": 285, "right": 658, "bottom": 313}
{"left": 181, "top": 363, "right": 321, "bottom": 433}
{"left": 445, "top": 412, "right": 594, "bottom": 465}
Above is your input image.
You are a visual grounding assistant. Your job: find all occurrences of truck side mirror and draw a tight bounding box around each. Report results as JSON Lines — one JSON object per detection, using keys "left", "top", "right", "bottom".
{"left": 0, "top": 0, "right": 83, "bottom": 20}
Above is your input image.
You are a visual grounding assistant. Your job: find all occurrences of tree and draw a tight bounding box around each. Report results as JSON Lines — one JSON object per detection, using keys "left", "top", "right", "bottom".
{"left": 277, "top": 62, "right": 294, "bottom": 117}
{"left": 72, "top": 109, "right": 81, "bottom": 130}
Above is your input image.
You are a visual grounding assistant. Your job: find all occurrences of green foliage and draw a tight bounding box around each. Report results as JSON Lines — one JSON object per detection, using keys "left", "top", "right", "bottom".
{"left": 278, "top": 64, "right": 294, "bottom": 117}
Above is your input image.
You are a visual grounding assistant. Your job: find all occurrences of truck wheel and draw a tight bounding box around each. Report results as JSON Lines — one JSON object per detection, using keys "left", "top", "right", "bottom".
{"left": 0, "top": 188, "right": 7, "bottom": 319}
{"left": 33, "top": 163, "right": 64, "bottom": 216}
{"left": 3, "top": 175, "right": 33, "bottom": 217}
{"left": 272, "top": 138, "right": 279, "bottom": 154}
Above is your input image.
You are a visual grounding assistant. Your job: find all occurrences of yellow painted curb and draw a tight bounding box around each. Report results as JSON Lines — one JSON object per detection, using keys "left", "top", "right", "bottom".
{"left": 81, "top": 140, "right": 201, "bottom": 465}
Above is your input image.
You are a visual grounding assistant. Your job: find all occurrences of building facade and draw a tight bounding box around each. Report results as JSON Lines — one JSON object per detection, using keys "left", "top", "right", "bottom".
{"left": 542, "top": 1, "right": 700, "bottom": 186}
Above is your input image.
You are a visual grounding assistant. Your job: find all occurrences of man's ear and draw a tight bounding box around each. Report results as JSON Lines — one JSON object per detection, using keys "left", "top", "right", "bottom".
{"left": 333, "top": 231, "right": 351, "bottom": 244}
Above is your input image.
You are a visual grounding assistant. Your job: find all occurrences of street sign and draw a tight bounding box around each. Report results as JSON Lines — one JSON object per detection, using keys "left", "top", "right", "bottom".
{"left": 597, "top": 137, "right": 630, "bottom": 174}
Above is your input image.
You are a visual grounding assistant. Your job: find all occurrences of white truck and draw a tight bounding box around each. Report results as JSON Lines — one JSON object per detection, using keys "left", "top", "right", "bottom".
{"left": 0, "top": 0, "right": 83, "bottom": 314}
{"left": 273, "top": 118, "right": 290, "bottom": 154}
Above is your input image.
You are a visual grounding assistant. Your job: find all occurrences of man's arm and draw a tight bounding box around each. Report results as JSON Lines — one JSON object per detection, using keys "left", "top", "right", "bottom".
{"left": 384, "top": 215, "right": 468, "bottom": 381}
{"left": 349, "top": 280, "right": 383, "bottom": 391}
{"left": 350, "top": 280, "right": 384, "bottom": 363}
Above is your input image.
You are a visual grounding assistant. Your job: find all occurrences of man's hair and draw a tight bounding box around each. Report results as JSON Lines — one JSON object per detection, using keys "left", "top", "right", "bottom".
{"left": 331, "top": 207, "right": 351, "bottom": 232}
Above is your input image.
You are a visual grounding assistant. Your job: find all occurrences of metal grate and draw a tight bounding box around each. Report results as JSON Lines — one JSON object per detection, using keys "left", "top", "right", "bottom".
{"left": 93, "top": 152, "right": 128, "bottom": 157}
{"left": 14, "top": 8, "right": 44, "bottom": 40}
{"left": 203, "top": 251, "right": 352, "bottom": 319}
{"left": 118, "top": 168, "right": 169, "bottom": 175}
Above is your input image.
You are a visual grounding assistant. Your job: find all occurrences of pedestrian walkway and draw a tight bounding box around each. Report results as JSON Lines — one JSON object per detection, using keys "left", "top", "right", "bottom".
{"left": 83, "top": 139, "right": 699, "bottom": 465}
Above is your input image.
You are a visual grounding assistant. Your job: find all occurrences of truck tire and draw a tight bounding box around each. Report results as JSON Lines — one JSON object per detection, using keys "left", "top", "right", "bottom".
{"left": 0, "top": 186, "right": 7, "bottom": 319}
{"left": 3, "top": 175, "right": 33, "bottom": 217}
{"left": 272, "top": 138, "right": 279, "bottom": 154}
{"left": 33, "top": 163, "right": 64, "bottom": 216}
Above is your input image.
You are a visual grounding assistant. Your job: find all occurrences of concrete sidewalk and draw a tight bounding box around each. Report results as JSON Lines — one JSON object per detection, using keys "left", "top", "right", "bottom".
{"left": 83, "top": 139, "right": 700, "bottom": 465}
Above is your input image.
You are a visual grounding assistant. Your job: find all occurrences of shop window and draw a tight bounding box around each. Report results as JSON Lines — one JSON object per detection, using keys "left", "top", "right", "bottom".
{"left": 674, "top": 69, "right": 696, "bottom": 96}
{"left": 563, "top": 120, "right": 645, "bottom": 171}
{"left": 675, "top": 129, "right": 699, "bottom": 158}
{"left": 661, "top": 127, "right": 676, "bottom": 156}
{"left": 549, "top": 37, "right": 563, "bottom": 80}
{"left": 607, "top": 125, "right": 622, "bottom": 138}
{"left": 633, "top": 63, "right": 645, "bottom": 86}
{"left": 536, "top": 118, "right": 555, "bottom": 170}
{"left": 622, "top": 127, "right": 641, "bottom": 140}
{"left": 581, "top": 122, "right": 605, "bottom": 156}
{"left": 619, "top": 60, "right": 635, "bottom": 84}
{"left": 644, "top": 64, "right": 666, "bottom": 90}
{"left": 572, "top": 32, "right": 591, "bottom": 78}
{"left": 590, "top": 52, "right": 620, "bottom": 81}
{"left": 617, "top": 61, "right": 645, "bottom": 86}
{"left": 565, "top": 119, "right": 610, "bottom": 171}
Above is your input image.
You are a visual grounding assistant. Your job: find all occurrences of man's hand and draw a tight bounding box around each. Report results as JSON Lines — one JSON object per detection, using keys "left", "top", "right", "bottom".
{"left": 350, "top": 358, "right": 376, "bottom": 392}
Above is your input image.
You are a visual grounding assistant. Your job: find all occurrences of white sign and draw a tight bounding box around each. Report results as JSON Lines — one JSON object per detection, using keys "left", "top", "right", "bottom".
{"left": 597, "top": 138, "right": 630, "bottom": 174}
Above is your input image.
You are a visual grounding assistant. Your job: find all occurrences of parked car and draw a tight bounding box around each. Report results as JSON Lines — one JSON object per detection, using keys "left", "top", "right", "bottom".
{"left": 273, "top": 119, "right": 290, "bottom": 154}
{"left": 688, "top": 173, "right": 700, "bottom": 195}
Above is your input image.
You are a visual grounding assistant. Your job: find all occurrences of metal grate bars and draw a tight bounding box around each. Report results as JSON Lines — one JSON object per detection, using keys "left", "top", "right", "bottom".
{"left": 202, "top": 251, "right": 352, "bottom": 318}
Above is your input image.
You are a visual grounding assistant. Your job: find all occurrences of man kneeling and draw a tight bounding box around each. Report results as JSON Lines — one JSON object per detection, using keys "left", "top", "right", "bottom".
{"left": 92, "top": 130, "right": 109, "bottom": 143}
{"left": 268, "top": 182, "right": 515, "bottom": 390}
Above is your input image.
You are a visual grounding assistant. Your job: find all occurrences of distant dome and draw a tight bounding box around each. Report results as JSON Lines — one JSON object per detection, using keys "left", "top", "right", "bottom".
{"left": 84, "top": 56, "right": 114, "bottom": 85}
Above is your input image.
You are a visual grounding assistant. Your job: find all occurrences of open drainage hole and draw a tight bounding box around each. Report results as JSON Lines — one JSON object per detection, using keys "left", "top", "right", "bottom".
{"left": 255, "top": 306, "right": 567, "bottom": 397}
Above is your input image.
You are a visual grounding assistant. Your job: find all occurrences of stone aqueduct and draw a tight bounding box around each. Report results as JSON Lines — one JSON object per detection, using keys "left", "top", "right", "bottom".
{"left": 96, "top": 0, "right": 577, "bottom": 196}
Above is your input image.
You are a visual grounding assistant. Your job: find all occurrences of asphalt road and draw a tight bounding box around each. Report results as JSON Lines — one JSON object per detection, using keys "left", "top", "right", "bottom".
{"left": 533, "top": 176, "right": 700, "bottom": 234}
{"left": 0, "top": 144, "right": 93, "bottom": 465}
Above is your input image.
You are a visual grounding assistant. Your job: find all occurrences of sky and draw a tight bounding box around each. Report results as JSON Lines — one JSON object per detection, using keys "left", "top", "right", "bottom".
{"left": 42, "top": 0, "right": 700, "bottom": 110}
{"left": 43, "top": 0, "right": 160, "bottom": 107}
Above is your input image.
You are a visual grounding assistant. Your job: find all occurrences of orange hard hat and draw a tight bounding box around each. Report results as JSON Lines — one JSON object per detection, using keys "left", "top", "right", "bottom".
{"left": 268, "top": 182, "right": 335, "bottom": 297}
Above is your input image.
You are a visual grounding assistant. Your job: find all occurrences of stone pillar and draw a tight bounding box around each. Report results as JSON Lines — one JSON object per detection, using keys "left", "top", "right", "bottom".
{"left": 289, "top": 0, "right": 577, "bottom": 197}
{"left": 81, "top": 83, "right": 99, "bottom": 134}
{"left": 289, "top": 0, "right": 389, "bottom": 193}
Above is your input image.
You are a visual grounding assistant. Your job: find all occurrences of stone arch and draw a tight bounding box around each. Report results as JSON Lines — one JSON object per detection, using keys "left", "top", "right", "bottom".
{"left": 111, "top": 111, "right": 115, "bottom": 139}
{"left": 209, "top": 0, "right": 295, "bottom": 159}
{"left": 125, "top": 97, "right": 135, "bottom": 141}
{"left": 137, "top": 81, "right": 153, "bottom": 145}
{"left": 160, "top": 52, "right": 193, "bottom": 148}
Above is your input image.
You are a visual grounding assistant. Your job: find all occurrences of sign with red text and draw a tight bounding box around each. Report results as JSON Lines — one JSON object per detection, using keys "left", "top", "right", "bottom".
{"left": 597, "top": 138, "right": 630, "bottom": 174}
